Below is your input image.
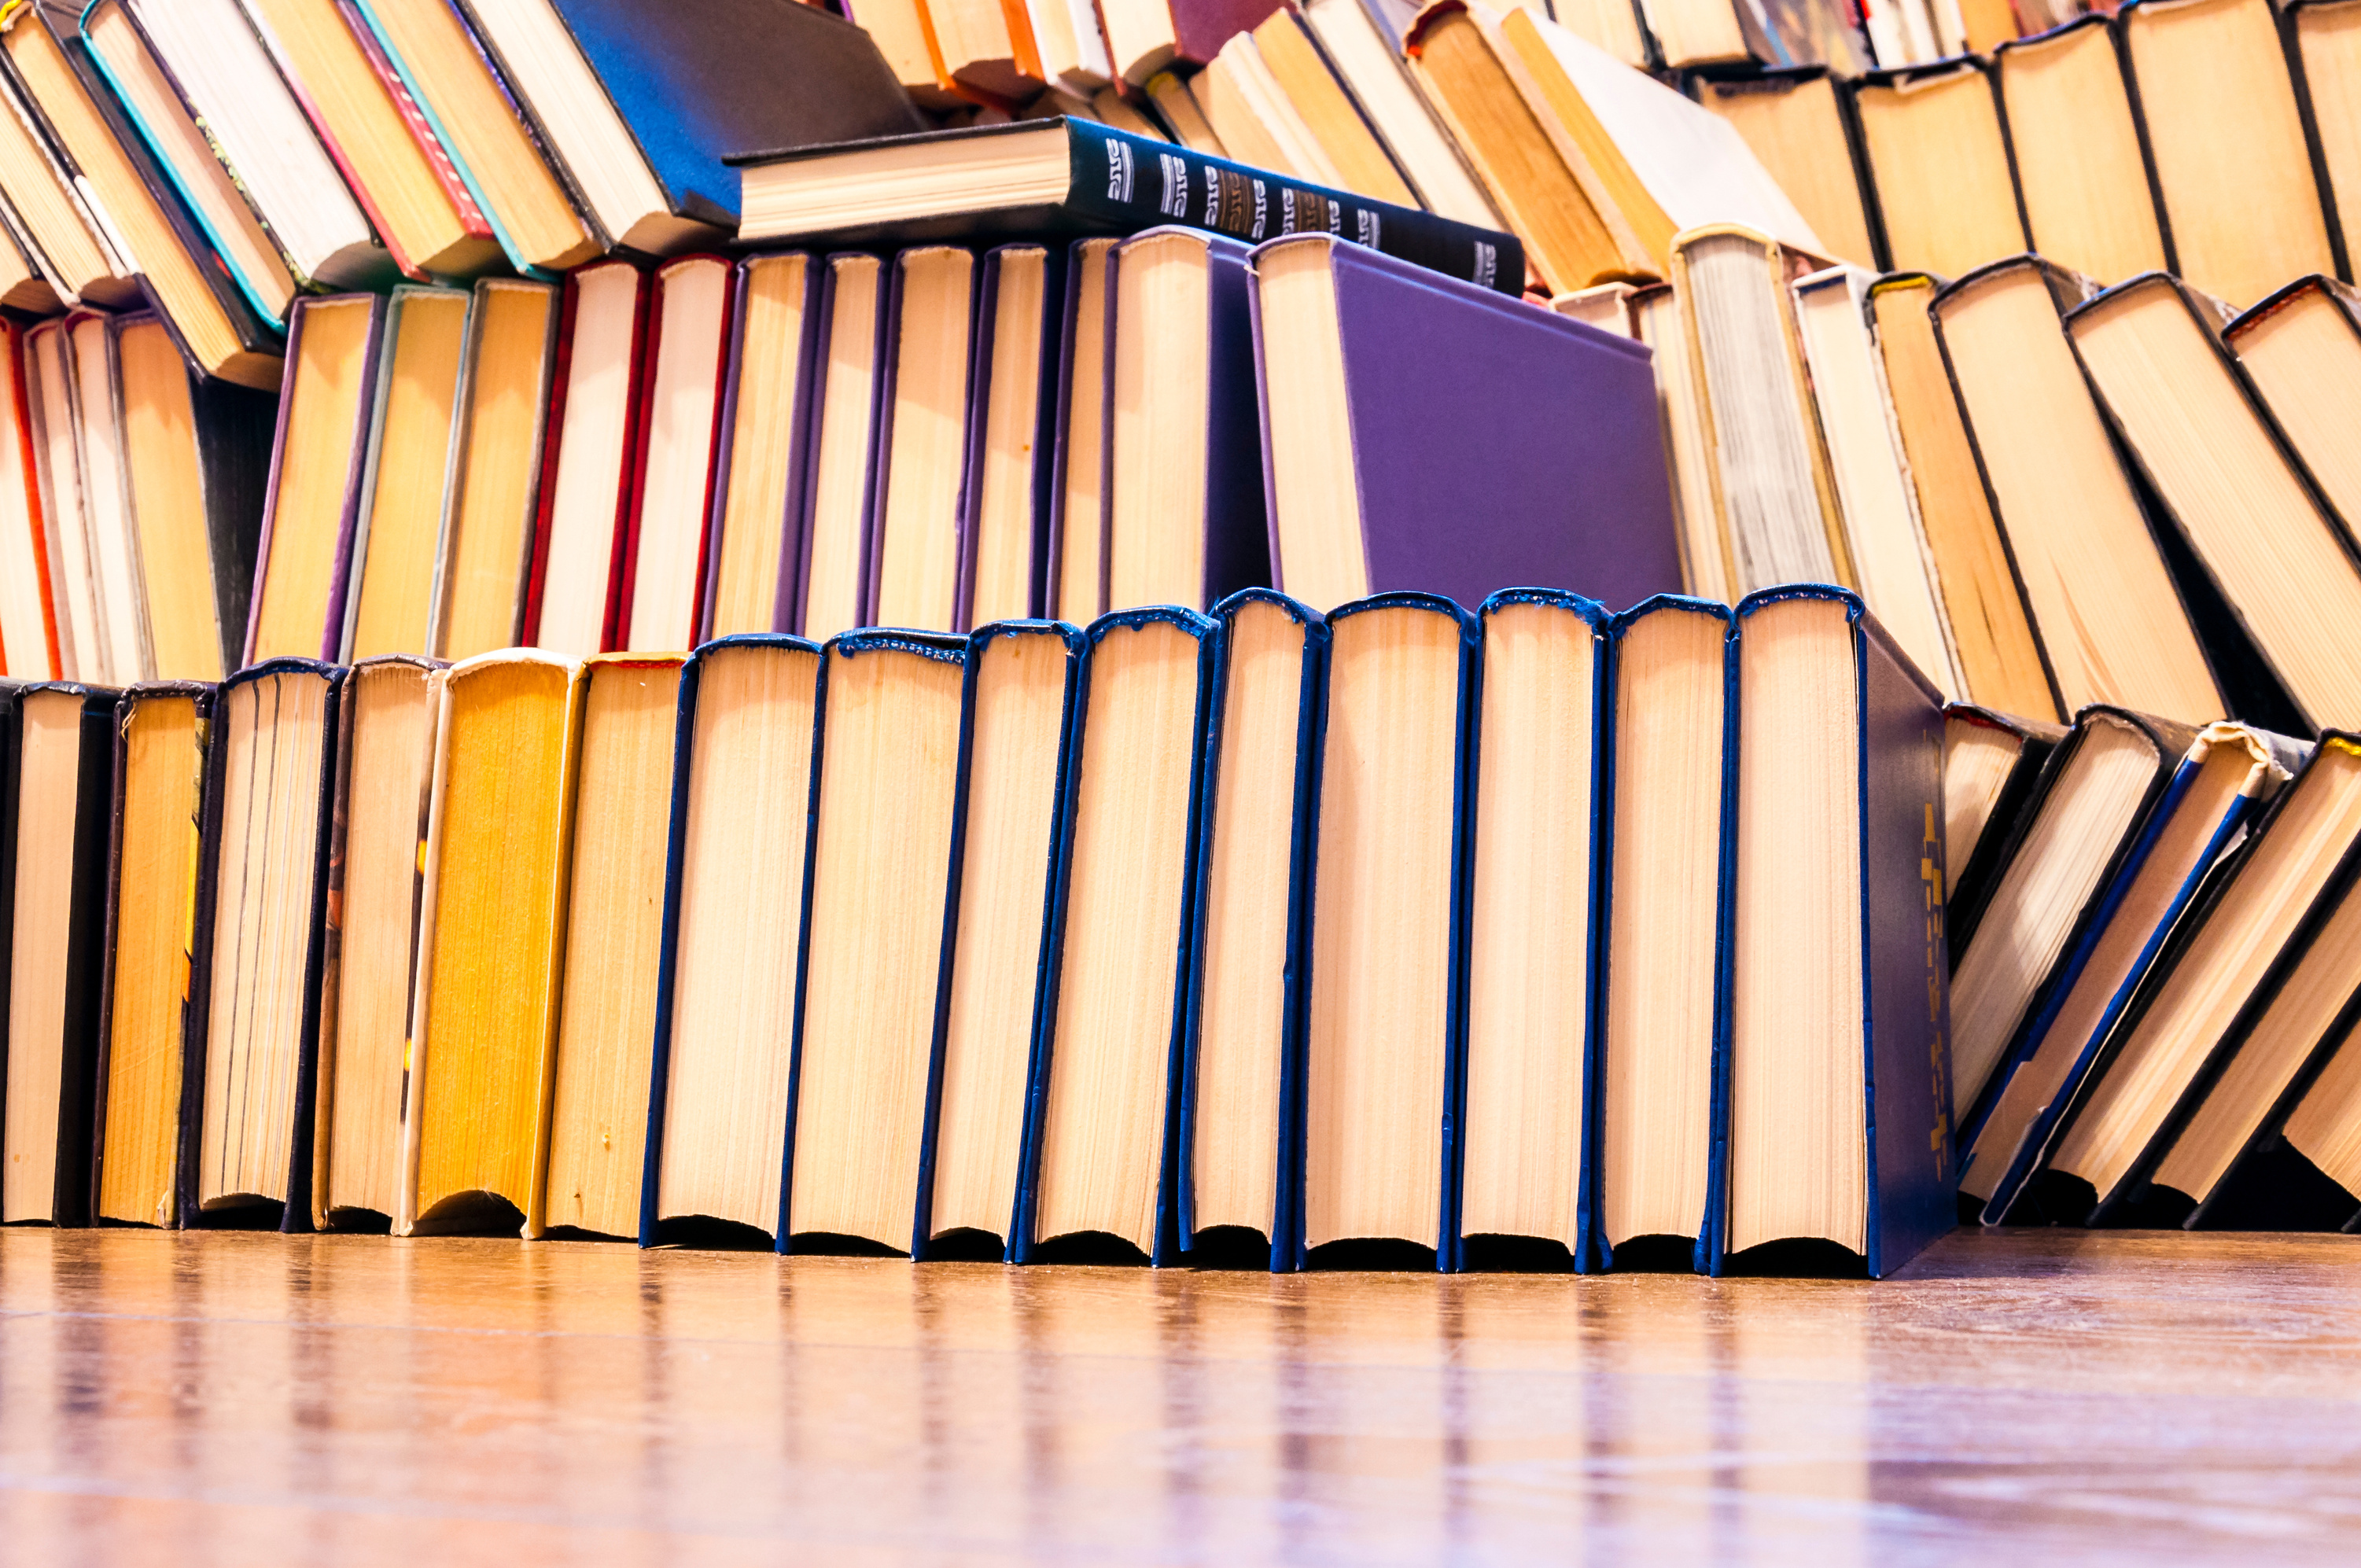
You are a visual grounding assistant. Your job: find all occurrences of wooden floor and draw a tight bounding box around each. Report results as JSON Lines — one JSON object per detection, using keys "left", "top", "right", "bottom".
{"left": 3, "top": 1230, "right": 2358, "bottom": 1565}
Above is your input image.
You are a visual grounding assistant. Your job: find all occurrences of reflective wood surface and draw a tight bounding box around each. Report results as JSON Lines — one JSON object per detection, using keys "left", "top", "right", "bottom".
{"left": 4, "top": 1228, "right": 2359, "bottom": 1563}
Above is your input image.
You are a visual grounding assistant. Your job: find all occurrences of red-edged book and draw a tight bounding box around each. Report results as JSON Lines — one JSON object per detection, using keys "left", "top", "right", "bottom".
{"left": 521, "top": 256, "right": 653, "bottom": 659}
{"left": 618, "top": 254, "right": 735, "bottom": 653}
{"left": 0, "top": 318, "right": 59, "bottom": 678}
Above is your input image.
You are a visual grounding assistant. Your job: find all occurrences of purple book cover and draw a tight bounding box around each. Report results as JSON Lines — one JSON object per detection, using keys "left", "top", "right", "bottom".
{"left": 1249, "top": 240, "right": 1679, "bottom": 615}
{"left": 243, "top": 293, "right": 388, "bottom": 666}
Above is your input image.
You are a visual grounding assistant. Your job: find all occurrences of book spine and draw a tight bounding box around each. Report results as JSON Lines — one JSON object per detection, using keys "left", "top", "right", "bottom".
{"left": 327, "top": 0, "right": 492, "bottom": 245}
{"left": 1063, "top": 120, "right": 1522, "bottom": 296}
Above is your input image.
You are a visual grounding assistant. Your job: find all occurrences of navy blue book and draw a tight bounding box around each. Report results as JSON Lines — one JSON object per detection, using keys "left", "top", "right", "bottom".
{"left": 1593, "top": 594, "right": 1735, "bottom": 1275}
{"left": 1291, "top": 592, "right": 1479, "bottom": 1272}
{"left": 639, "top": 634, "right": 826, "bottom": 1249}
{"left": 1457, "top": 589, "right": 1611, "bottom": 1272}
{"left": 1175, "top": 589, "right": 1325, "bottom": 1272}
{"left": 1248, "top": 235, "right": 1681, "bottom": 615}
{"left": 1707, "top": 586, "right": 1951, "bottom": 1279}
{"left": 914, "top": 620, "right": 1085, "bottom": 1262}
{"left": 451, "top": 0, "right": 920, "bottom": 253}
{"left": 1011, "top": 606, "right": 1217, "bottom": 1265}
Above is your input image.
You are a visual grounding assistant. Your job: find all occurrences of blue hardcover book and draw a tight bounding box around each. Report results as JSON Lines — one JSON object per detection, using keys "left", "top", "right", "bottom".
{"left": 1247, "top": 235, "right": 1681, "bottom": 616}
{"left": 1706, "top": 586, "right": 1950, "bottom": 1279}
{"left": 1175, "top": 588, "right": 1325, "bottom": 1272}
{"left": 1099, "top": 228, "right": 1269, "bottom": 615}
{"left": 1291, "top": 591, "right": 1478, "bottom": 1272}
{"left": 1963, "top": 723, "right": 2297, "bottom": 1225}
{"left": 913, "top": 620, "right": 1085, "bottom": 1262}
{"left": 1457, "top": 589, "right": 1610, "bottom": 1272}
{"left": 1011, "top": 606, "right": 1217, "bottom": 1265}
{"left": 1593, "top": 594, "right": 1734, "bottom": 1275}
{"left": 638, "top": 633, "right": 824, "bottom": 1249}
{"left": 777, "top": 629, "right": 969, "bottom": 1256}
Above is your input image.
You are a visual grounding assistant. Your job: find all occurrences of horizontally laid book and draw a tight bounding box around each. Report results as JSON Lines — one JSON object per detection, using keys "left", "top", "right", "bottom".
{"left": 1248, "top": 234, "right": 1679, "bottom": 613}
{"left": 729, "top": 117, "right": 1523, "bottom": 298}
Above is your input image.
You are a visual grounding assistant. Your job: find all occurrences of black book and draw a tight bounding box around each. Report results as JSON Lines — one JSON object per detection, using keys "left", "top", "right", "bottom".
{"left": 729, "top": 117, "right": 1522, "bottom": 297}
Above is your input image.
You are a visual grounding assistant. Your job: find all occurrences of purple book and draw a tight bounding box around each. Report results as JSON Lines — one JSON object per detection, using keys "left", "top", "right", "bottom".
{"left": 1245, "top": 236, "right": 1679, "bottom": 614}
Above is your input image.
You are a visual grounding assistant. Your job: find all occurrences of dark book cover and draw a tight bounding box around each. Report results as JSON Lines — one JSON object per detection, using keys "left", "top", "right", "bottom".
{"left": 617, "top": 253, "right": 735, "bottom": 653}
{"left": 175, "top": 659, "right": 345, "bottom": 1235}
{"left": 1173, "top": 588, "right": 1326, "bottom": 1272}
{"left": 519, "top": 256, "right": 652, "bottom": 654}
{"left": 701, "top": 252, "right": 822, "bottom": 642}
{"left": 244, "top": 293, "right": 389, "bottom": 668}
{"left": 728, "top": 118, "right": 1523, "bottom": 299}
{"left": 956, "top": 244, "right": 1067, "bottom": 628}
{"left": 1942, "top": 703, "right": 2069, "bottom": 963}
{"left": 1104, "top": 226, "right": 1268, "bottom": 613}
{"left": 1704, "top": 587, "right": 1950, "bottom": 1279}
{"left": 862, "top": 247, "right": 982, "bottom": 631}
{"left": 1247, "top": 236, "right": 1681, "bottom": 614}
{"left": 787, "top": 252, "right": 890, "bottom": 640}
{"left": 1010, "top": 605, "right": 1220, "bottom": 1268}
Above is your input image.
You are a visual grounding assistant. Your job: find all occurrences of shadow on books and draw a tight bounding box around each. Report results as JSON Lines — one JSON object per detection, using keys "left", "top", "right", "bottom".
{"left": 1459, "top": 1235, "right": 1578, "bottom": 1273}
{"left": 787, "top": 1233, "right": 908, "bottom": 1259}
{"left": 1028, "top": 1232, "right": 1151, "bottom": 1267}
{"left": 1714, "top": 1239, "right": 1869, "bottom": 1279}
{"left": 646, "top": 1216, "right": 773, "bottom": 1252}
{"left": 1175, "top": 1226, "right": 1272, "bottom": 1271}
{"left": 1305, "top": 1239, "right": 1438, "bottom": 1273}
{"left": 322, "top": 1209, "right": 393, "bottom": 1235}
{"left": 1600, "top": 1235, "right": 1696, "bottom": 1273}
{"left": 409, "top": 1192, "right": 525, "bottom": 1239}
{"left": 185, "top": 1199, "right": 289, "bottom": 1231}
{"left": 919, "top": 1228, "right": 1008, "bottom": 1263}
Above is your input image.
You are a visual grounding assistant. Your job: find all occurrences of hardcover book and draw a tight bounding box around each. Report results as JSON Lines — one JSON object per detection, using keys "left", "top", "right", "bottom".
{"left": 702, "top": 252, "right": 821, "bottom": 642}
{"left": 524, "top": 256, "right": 651, "bottom": 659}
{"left": 960, "top": 244, "right": 1067, "bottom": 628}
{"left": 1942, "top": 702, "right": 2068, "bottom": 951}
{"left": 621, "top": 256, "right": 734, "bottom": 653}
{"left": 435, "top": 277, "right": 558, "bottom": 661}
{"left": 866, "top": 247, "right": 981, "bottom": 634}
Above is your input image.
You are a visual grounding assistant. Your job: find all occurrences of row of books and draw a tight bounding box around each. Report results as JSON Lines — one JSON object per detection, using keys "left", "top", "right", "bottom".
{"left": 1685, "top": 0, "right": 2361, "bottom": 308}
{"left": 2, "top": 583, "right": 1954, "bottom": 1277}
{"left": 1570, "top": 237, "right": 2361, "bottom": 745}
{"left": 1943, "top": 703, "right": 2361, "bottom": 1235}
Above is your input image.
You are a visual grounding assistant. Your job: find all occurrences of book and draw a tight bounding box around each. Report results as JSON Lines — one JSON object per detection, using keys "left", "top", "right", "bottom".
{"left": 1790, "top": 265, "right": 1962, "bottom": 697}
{"left": 1149, "top": 71, "right": 1228, "bottom": 154}
{"left": 1627, "top": 281, "right": 1729, "bottom": 602}
{"left": 344, "top": 0, "right": 598, "bottom": 275}
{"left": 2227, "top": 278, "right": 2361, "bottom": 573}
{"left": 1635, "top": 0, "right": 1870, "bottom": 72}
{"left": 1105, "top": 227, "right": 1269, "bottom": 615}
{"left": 1, "top": 682, "right": 113, "bottom": 1227}
{"left": 0, "top": 318, "right": 55, "bottom": 680}
{"left": 1298, "top": 593, "right": 1474, "bottom": 1269}
{"left": 2120, "top": 0, "right": 2341, "bottom": 308}
{"left": 400, "top": 648, "right": 581, "bottom": 1236}
{"left": 1670, "top": 225, "right": 1850, "bottom": 598}
{"left": 1460, "top": 589, "right": 1607, "bottom": 1269}
{"left": 1193, "top": 33, "right": 1351, "bottom": 188}
{"left": 181, "top": 660, "right": 343, "bottom": 1231}
{"left": 1712, "top": 586, "right": 1948, "bottom": 1277}
{"left": 643, "top": 634, "right": 823, "bottom": 1246}
{"left": 621, "top": 256, "right": 733, "bottom": 653}
{"left": 1250, "top": 9, "right": 1420, "bottom": 206}
{"left": 90, "top": 681, "right": 210, "bottom": 1229}
{"left": 104, "top": 0, "right": 390, "bottom": 293}
{"left": 1847, "top": 61, "right": 2027, "bottom": 282}
{"left": 463, "top": 0, "right": 918, "bottom": 251}
{"left": 78, "top": 0, "right": 304, "bottom": 322}
{"left": 1549, "top": 0, "right": 1654, "bottom": 64}
{"left": 22, "top": 321, "right": 103, "bottom": 683}
{"left": 926, "top": 0, "right": 1049, "bottom": 104}
{"left": 1689, "top": 68, "right": 1878, "bottom": 269}
{"left": 786, "top": 630, "right": 968, "bottom": 1253}
{"left": 2024, "top": 733, "right": 2361, "bottom": 1226}
{"left": 436, "top": 277, "right": 558, "bottom": 660}
{"left": 1401, "top": 2, "right": 1652, "bottom": 293}
{"left": 1299, "top": 0, "right": 1505, "bottom": 228}
{"left": 112, "top": 315, "right": 276, "bottom": 684}
{"left": 345, "top": 285, "right": 471, "bottom": 661}
{"left": 0, "top": 49, "right": 128, "bottom": 307}
{"left": 2067, "top": 274, "right": 2361, "bottom": 735}
{"left": 1183, "top": 589, "right": 1322, "bottom": 1268}
{"left": 1597, "top": 594, "right": 1729, "bottom": 1270}
{"left": 2291, "top": 0, "right": 2361, "bottom": 286}
{"left": 235, "top": 0, "right": 505, "bottom": 279}
{"left": 1048, "top": 236, "right": 1117, "bottom": 624}
{"left": 0, "top": 1, "right": 283, "bottom": 388}
{"left": 313, "top": 653, "right": 441, "bottom": 1230}
{"left": 834, "top": 0, "right": 952, "bottom": 111}
{"left": 963, "top": 245, "right": 1065, "bottom": 628}
{"left": 729, "top": 118, "right": 1522, "bottom": 298}
{"left": 1991, "top": 17, "right": 2171, "bottom": 288}
{"left": 1931, "top": 257, "right": 2224, "bottom": 722}
{"left": 797, "top": 252, "right": 888, "bottom": 643}
{"left": 526, "top": 257, "right": 651, "bottom": 659}
{"left": 1248, "top": 233, "right": 1679, "bottom": 612}
{"left": 540, "top": 653, "right": 683, "bottom": 1239}
{"left": 247, "top": 294, "right": 387, "bottom": 666}
{"left": 1015, "top": 606, "right": 1216, "bottom": 1264}
{"left": 1096, "top": 0, "right": 1287, "bottom": 83}
{"left": 923, "top": 620, "right": 1084, "bottom": 1260}
{"left": 703, "top": 252, "right": 820, "bottom": 642}
{"left": 868, "top": 247, "right": 980, "bottom": 633}
{"left": 62, "top": 312, "right": 144, "bottom": 686}
{"left": 1866, "top": 272, "right": 2057, "bottom": 720}
{"left": 1941, "top": 702, "right": 2066, "bottom": 944}
{"left": 1964, "top": 721, "right": 2292, "bottom": 1224}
